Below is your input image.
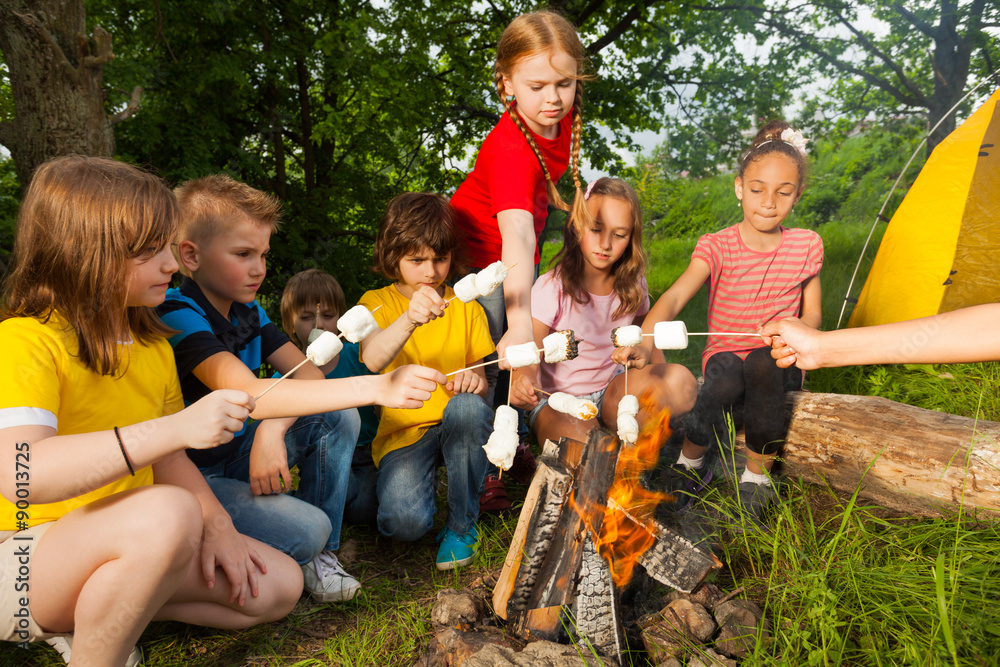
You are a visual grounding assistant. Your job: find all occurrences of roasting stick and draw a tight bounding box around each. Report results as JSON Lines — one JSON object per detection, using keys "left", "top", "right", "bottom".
{"left": 255, "top": 305, "right": 385, "bottom": 401}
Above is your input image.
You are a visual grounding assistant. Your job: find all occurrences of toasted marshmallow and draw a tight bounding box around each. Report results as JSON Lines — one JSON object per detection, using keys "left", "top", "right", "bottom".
{"left": 548, "top": 392, "right": 598, "bottom": 420}
{"left": 612, "top": 325, "right": 644, "bottom": 348}
{"left": 542, "top": 330, "right": 580, "bottom": 363}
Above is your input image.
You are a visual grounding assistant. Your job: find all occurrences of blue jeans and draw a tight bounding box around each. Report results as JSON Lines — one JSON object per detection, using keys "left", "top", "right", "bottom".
{"left": 344, "top": 445, "right": 378, "bottom": 527}
{"left": 376, "top": 393, "right": 491, "bottom": 541}
{"left": 200, "top": 409, "right": 360, "bottom": 564}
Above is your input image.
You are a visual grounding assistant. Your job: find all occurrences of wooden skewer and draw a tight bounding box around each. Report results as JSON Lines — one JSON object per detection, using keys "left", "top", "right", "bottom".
{"left": 446, "top": 357, "right": 503, "bottom": 377}
{"left": 641, "top": 332, "right": 762, "bottom": 338}
{"left": 255, "top": 357, "right": 310, "bottom": 401}
{"left": 532, "top": 386, "right": 552, "bottom": 396}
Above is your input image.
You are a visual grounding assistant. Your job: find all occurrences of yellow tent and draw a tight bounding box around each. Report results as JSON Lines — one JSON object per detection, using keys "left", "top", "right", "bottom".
{"left": 849, "top": 87, "right": 1000, "bottom": 327}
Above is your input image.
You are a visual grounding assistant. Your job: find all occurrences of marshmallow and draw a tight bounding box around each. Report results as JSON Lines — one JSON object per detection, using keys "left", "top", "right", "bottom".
{"left": 505, "top": 342, "right": 541, "bottom": 369}
{"left": 493, "top": 405, "right": 519, "bottom": 431}
{"left": 337, "top": 305, "right": 379, "bottom": 343}
{"left": 542, "top": 330, "right": 580, "bottom": 363}
{"left": 548, "top": 392, "right": 598, "bottom": 421}
{"left": 483, "top": 405, "right": 519, "bottom": 470}
{"left": 654, "top": 321, "right": 689, "bottom": 350}
{"left": 475, "top": 261, "right": 508, "bottom": 296}
{"left": 611, "top": 325, "right": 644, "bottom": 348}
{"left": 483, "top": 429, "right": 518, "bottom": 470}
{"left": 617, "top": 413, "right": 639, "bottom": 445}
{"left": 618, "top": 394, "right": 639, "bottom": 417}
{"left": 306, "top": 330, "right": 343, "bottom": 365}
{"left": 454, "top": 274, "right": 481, "bottom": 303}
{"left": 307, "top": 328, "right": 325, "bottom": 345}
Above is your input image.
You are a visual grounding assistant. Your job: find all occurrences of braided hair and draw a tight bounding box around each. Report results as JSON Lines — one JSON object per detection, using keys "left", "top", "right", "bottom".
{"left": 495, "top": 11, "right": 592, "bottom": 231}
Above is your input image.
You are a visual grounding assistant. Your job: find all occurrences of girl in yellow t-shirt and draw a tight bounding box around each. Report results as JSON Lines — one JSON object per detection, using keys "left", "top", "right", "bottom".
{"left": 0, "top": 156, "right": 301, "bottom": 663}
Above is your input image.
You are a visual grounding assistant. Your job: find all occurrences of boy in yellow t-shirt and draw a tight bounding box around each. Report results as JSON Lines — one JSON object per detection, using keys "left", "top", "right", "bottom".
{"left": 359, "top": 193, "right": 494, "bottom": 570}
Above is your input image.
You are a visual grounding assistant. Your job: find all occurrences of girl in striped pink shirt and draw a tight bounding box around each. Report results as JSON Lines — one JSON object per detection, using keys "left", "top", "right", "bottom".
{"left": 631, "top": 121, "right": 823, "bottom": 527}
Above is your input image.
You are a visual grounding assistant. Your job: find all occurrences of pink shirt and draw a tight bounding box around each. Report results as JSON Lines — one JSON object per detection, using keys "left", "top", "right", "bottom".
{"left": 693, "top": 224, "right": 823, "bottom": 369}
{"left": 532, "top": 270, "right": 649, "bottom": 396}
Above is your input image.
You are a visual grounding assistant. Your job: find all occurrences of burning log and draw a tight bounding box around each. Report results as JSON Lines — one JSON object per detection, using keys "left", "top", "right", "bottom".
{"left": 572, "top": 533, "right": 626, "bottom": 660}
{"left": 493, "top": 412, "right": 721, "bottom": 656}
{"left": 735, "top": 392, "right": 1000, "bottom": 518}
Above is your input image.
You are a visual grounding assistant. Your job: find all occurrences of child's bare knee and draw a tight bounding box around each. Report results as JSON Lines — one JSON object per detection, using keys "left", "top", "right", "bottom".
{"left": 127, "top": 486, "right": 203, "bottom": 558}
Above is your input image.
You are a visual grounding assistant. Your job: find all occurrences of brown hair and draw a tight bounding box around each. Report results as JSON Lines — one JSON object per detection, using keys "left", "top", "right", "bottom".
{"left": 552, "top": 178, "right": 647, "bottom": 319}
{"left": 495, "top": 11, "right": 593, "bottom": 231}
{"left": 738, "top": 119, "right": 808, "bottom": 185}
{"left": 280, "top": 269, "right": 347, "bottom": 349}
{"left": 2, "top": 155, "right": 177, "bottom": 376}
{"left": 174, "top": 174, "right": 283, "bottom": 251}
{"left": 372, "top": 192, "right": 464, "bottom": 282}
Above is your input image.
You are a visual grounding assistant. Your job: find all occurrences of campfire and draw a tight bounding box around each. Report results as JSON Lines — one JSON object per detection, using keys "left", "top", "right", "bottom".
{"left": 492, "top": 393, "right": 722, "bottom": 662}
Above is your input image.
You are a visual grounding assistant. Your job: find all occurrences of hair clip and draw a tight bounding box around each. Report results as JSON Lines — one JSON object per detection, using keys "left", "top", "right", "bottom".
{"left": 584, "top": 180, "right": 597, "bottom": 200}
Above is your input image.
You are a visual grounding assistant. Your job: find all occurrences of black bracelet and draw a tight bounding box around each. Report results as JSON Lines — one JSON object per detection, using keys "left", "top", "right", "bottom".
{"left": 113, "top": 426, "right": 135, "bottom": 476}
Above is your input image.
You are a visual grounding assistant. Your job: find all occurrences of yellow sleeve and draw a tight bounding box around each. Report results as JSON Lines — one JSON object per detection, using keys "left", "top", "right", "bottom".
{"left": 0, "top": 319, "right": 63, "bottom": 427}
{"left": 466, "top": 301, "right": 496, "bottom": 365}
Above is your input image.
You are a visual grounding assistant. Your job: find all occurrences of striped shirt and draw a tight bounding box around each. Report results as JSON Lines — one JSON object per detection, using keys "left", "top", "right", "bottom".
{"left": 693, "top": 224, "right": 823, "bottom": 369}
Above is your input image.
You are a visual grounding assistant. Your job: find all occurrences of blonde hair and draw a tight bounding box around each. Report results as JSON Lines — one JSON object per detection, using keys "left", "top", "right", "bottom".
{"left": 3, "top": 155, "right": 177, "bottom": 375}
{"left": 280, "top": 269, "right": 347, "bottom": 350}
{"left": 174, "top": 174, "right": 283, "bottom": 251}
{"left": 495, "top": 11, "right": 592, "bottom": 230}
{"left": 552, "top": 178, "right": 647, "bottom": 319}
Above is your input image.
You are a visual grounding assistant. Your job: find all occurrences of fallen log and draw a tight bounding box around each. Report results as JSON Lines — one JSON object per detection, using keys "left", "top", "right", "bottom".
{"left": 736, "top": 391, "right": 1000, "bottom": 518}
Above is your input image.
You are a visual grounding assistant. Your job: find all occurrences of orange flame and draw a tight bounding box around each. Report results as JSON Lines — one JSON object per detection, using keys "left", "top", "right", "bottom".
{"left": 595, "top": 389, "right": 672, "bottom": 587}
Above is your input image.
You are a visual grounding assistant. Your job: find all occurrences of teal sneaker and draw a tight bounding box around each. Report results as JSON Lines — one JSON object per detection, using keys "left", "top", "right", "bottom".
{"left": 435, "top": 525, "right": 479, "bottom": 571}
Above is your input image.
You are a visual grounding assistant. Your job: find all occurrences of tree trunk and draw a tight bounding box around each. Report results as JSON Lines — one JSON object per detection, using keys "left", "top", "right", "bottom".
{"left": 739, "top": 392, "right": 1000, "bottom": 518}
{"left": 0, "top": 0, "right": 114, "bottom": 189}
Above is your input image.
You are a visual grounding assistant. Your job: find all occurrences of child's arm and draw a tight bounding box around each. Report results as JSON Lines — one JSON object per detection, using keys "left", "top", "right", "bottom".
{"left": 615, "top": 259, "right": 710, "bottom": 369}
{"left": 191, "top": 353, "right": 444, "bottom": 419}
{"left": 0, "top": 390, "right": 252, "bottom": 505}
{"left": 496, "top": 209, "right": 537, "bottom": 365}
{"left": 761, "top": 304, "right": 1000, "bottom": 370}
{"left": 510, "top": 317, "right": 550, "bottom": 409}
{"left": 798, "top": 275, "right": 822, "bottom": 330}
{"left": 243, "top": 342, "right": 326, "bottom": 495}
{"left": 360, "top": 287, "right": 445, "bottom": 372}
{"left": 153, "top": 451, "right": 265, "bottom": 606}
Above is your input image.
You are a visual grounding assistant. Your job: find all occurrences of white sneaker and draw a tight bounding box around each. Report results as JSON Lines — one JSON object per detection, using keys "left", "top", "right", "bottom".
{"left": 46, "top": 634, "right": 143, "bottom": 666}
{"left": 301, "top": 550, "right": 361, "bottom": 602}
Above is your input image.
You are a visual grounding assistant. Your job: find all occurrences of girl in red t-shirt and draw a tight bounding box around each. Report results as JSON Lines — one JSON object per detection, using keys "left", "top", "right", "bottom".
{"left": 451, "top": 11, "right": 591, "bottom": 396}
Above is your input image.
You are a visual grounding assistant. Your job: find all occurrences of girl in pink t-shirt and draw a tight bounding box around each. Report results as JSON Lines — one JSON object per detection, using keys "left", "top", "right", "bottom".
{"left": 510, "top": 178, "right": 697, "bottom": 447}
{"left": 632, "top": 121, "right": 823, "bottom": 527}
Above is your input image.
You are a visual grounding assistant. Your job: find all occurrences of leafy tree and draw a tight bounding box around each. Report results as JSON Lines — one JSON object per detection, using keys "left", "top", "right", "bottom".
{"left": 0, "top": 0, "right": 141, "bottom": 189}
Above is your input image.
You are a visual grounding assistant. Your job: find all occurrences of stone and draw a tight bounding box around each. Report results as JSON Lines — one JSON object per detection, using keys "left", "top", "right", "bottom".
{"left": 422, "top": 626, "right": 521, "bottom": 667}
{"left": 431, "top": 588, "right": 486, "bottom": 629}
{"left": 713, "top": 599, "right": 770, "bottom": 658}
{"left": 639, "top": 598, "right": 715, "bottom": 664}
{"left": 687, "top": 647, "right": 738, "bottom": 666}
{"left": 461, "top": 639, "right": 605, "bottom": 667}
